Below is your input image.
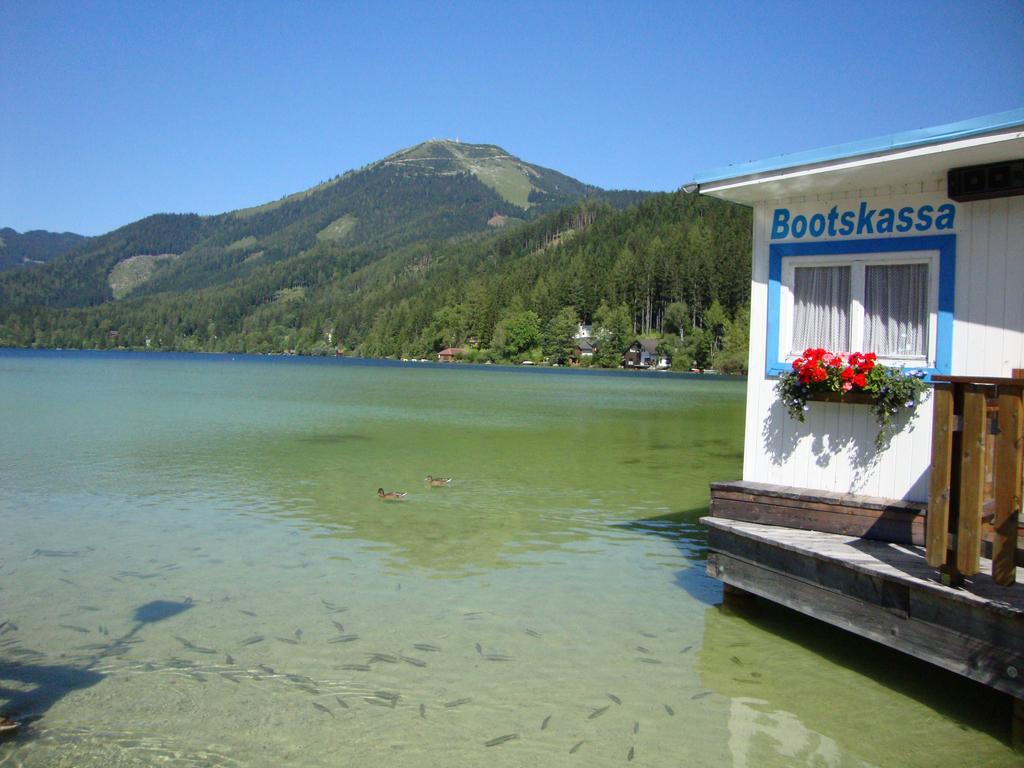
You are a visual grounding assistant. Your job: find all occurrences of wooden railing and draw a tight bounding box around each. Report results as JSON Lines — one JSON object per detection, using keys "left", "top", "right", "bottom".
{"left": 927, "top": 373, "right": 1024, "bottom": 585}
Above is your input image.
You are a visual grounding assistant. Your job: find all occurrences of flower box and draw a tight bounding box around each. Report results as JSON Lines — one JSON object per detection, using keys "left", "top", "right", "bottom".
{"left": 776, "top": 348, "right": 930, "bottom": 447}
{"left": 804, "top": 390, "right": 876, "bottom": 405}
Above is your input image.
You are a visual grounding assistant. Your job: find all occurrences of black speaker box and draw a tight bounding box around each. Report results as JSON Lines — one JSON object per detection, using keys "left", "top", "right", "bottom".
{"left": 948, "top": 159, "right": 1024, "bottom": 202}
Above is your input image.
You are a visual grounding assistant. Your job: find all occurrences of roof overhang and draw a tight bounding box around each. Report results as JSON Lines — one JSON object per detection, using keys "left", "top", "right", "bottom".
{"left": 693, "top": 109, "right": 1024, "bottom": 205}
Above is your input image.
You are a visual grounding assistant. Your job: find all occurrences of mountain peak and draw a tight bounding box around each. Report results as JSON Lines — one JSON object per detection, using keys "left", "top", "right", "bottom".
{"left": 377, "top": 140, "right": 573, "bottom": 209}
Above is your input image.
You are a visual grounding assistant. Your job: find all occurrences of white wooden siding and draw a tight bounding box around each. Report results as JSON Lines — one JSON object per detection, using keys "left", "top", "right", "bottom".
{"left": 742, "top": 183, "right": 1024, "bottom": 502}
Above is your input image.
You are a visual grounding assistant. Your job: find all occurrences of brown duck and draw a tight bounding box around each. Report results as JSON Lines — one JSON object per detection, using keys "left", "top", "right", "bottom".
{"left": 425, "top": 475, "right": 451, "bottom": 486}
{"left": 377, "top": 488, "right": 407, "bottom": 501}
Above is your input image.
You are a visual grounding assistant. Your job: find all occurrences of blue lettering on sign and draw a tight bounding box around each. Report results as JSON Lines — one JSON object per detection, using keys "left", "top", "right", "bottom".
{"left": 770, "top": 202, "right": 956, "bottom": 240}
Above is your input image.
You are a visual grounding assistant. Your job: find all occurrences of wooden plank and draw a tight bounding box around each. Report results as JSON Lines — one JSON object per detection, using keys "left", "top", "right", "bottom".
{"left": 711, "top": 480, "right": 926, "bottom": 512}
{"left": 706, "top": 550, "right": 1024, "bottom": 699}
{"left": 994, "top": 388, "right": 1024, "bottom": 586}
{"left": 711, "top": 497, "right": 924, "bottom": 544}
{"left": 702, "top": 517, "right": 1024, "bottom": 614}
{"left": 958, "top": 385, "right": 989, "bottom": 575}
{"left": 927, "top": 384, "right": 955, "bottom": 567}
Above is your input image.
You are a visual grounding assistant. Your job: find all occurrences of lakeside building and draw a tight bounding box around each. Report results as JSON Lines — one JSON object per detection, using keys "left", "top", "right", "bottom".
{"left": 694, "top": 109, "right": 1024, "bottom": 747}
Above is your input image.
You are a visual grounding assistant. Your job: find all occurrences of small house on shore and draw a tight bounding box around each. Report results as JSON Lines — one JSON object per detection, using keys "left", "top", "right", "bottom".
{"left": 624, "top": 338, "right": 660, "bottom": 368}
{"left": 572, "top": 338, "right": 596, "bottom": 364}
{"left": 437, "top": 347, "right": 465, "bottom": 362}
{"left": 694, "top": 109, "right": 1024, "bottom": 747}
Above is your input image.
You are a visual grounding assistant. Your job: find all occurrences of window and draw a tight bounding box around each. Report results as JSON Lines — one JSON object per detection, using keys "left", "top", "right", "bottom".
{"left": 780, "top": 252, "right": 938, "bottom": 364}
{"left": 766, "top": 235, "right": 955, "bottom": 377}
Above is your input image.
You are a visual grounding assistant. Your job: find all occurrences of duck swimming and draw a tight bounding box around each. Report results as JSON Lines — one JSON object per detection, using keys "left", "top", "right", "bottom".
{"left": 425, "top": 475, "right": 451, "bottom": 486}
{"left": 377, "top": 488, "right": 407, "bottom": 501}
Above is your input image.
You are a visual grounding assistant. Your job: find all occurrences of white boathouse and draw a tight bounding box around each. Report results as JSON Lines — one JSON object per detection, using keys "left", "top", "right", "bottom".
{"left": 694, "top": 110, "right": 1024, "bottom": 747}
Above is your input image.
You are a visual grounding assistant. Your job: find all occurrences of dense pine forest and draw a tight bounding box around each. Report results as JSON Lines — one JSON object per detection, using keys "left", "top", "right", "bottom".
{"left": 0, "top": 141, "right": 753, "bottom": 372}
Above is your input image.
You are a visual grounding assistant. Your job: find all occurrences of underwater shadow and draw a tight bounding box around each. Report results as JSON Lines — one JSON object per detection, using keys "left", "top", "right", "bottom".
{"left": 612, "top": 507, "right": 724, "bottom": 606}
{"left": 0, "top": 599, "right": 193, "bottom": 740}
{"left": 701, "top": 597, "right": 1013, "bottom": 746}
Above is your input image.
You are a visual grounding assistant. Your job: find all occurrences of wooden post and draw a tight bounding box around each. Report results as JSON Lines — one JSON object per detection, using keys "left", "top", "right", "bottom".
{"left": 927, "top": 384, "right": 955, "bottom": 567}
{"left": 957, "top": 385, "right": 988, "bottom": 576}
{"left": 993, "top": 387, "right": 1023, "bottom": 586}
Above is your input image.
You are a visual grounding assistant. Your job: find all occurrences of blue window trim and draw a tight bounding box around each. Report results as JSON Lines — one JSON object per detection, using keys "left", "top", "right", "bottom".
{"left": 766, "top": 234, "right": 956, "bottom": 379}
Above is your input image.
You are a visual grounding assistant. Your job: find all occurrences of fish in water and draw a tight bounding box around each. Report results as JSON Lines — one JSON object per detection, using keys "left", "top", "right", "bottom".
{"left": 627, "top": 746, "right": 635, "bottom": 761}
{"left": 364, "top": 696, "right": 396, "bottom": 708}
{"left": 239, "top": 635, "right": 265, "bottom": 646}
{"left": 175, "top": 637, "right": 217, "bottom": 654}
{"left": 331, "top": 620, "right": 345, "bottom": 632}
{"left": 633, "top": 721, "right": 639, "bottom": 735}
{"left": 335, "top": 696, "right": 349, "bottom": 709}
{"left": 60, "top": 624, "right": 90, "bottom": 633}
{"left": 485, "top": 654, "right": 512, "bottom": 661}
{"left": 313, "top": 702, "right": 334, "bottom": 717}
{"left": 225, "top": 654, "right": 235, "bottom": 665}
{"left": 374, "top": 691, "right": 400, "bottom": 703}
{"left": 369, "top": 653, "right": 398, "bottom": 663}
{"left": 569, "top": 741, "right": 584, "bottom": 754}
{"left": 524, "top": 628, "right": 542, "bottom": 638}
{"left": 258, "top": 665, "right": 275, "bottom": 675}
{"left": 413, "top": 643, "right": 440, "bottom": 652}
{"left": 484, "top": 734, "right": 518, "bottom": 747}
{"left": 690, "top": 691, "right": 711, "bottom": 700}
{"left": 419, "top": 703, "right": 426, "bottom": 718}
{"left": 680, "top": 645, "right": 693, "bottom": 654}
{"left": 636, "top": 657, "right": 662, "bottom": 664}
{"left": 296, "top": 684, "right": 320, "bottom": 695}
{"left": 79, "top": 606, "right": 100, "bottom": 612}
{"left": 277, "top": 637, "right": 300, "bottom": 645}
{"left": 607, "top": 693, "right": 621, "bottom": 705}
{"left": 33, "top": 549, "right": 81, "bottom": 557}
{"left": 541, "top": 714, "right": 551, "bottom": 730}
{"left": 635, "top": 646, "right": 651, "bottom": 654}
{"left": 588, "top": 705, "right": 610, "bottom": 720}
{"left": 341, "top": 664, "right": 371, "bottom": 671}
{"left": 295, "top": 629, "right": 303, "bottom": 641}
{"left": 239, "top": 609, "right": 258, "bottom": 617}
{"left": 400, "top": 655, "right": 427, "bottom": 668}
{"left": 445, "top": 698, "right": 472, "bottom": 708}
{"left": 328, "top": 634, "right": 359, "bottom": 644}
{"left": 730, "top": 655, "right": 743, "bottom": 666}
{"left": 475, "top": 643, "right": 483, "bottom": 655}
{"left": 187, "top": 671, "right": 207, "bottom": 683}
{"left": 640, "top": 632, "right": 657, "bottom": 638}
{"left": 222, "top": 673, "right": 241, "bottom": 684}
{"left": 664, "top": 704, "right": 675, "bottom": 716}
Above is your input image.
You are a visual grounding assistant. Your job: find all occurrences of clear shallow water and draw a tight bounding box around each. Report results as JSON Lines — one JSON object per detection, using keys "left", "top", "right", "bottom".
{"left": 0, "top": 350, "right": 1016, "bottom": 767}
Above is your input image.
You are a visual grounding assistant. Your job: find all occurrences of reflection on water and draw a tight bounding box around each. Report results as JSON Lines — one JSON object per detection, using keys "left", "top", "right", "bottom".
{"left": 0, "top": 351, "right": 1018, "bottom": 766}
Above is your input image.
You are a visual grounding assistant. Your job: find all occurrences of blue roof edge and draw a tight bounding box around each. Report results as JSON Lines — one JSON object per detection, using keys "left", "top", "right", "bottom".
{"left": 692, "top": 108, "right": 1024, "bottom": 186}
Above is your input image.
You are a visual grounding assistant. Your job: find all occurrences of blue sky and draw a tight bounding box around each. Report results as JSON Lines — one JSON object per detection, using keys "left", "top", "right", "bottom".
{"left": 2, "top": 1, "right": 1022, "bottom": 236}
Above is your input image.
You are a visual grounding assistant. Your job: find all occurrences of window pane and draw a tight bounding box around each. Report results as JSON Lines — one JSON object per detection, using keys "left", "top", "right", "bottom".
{"left": 792, "top": 266, "right": 850, "bottom": 352}
{"left": 864, "top": 264, "right": 928, "bottom": 357}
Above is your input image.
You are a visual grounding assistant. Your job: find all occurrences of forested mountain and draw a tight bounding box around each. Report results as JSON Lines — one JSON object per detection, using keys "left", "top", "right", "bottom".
{"left": 0, "top": 227, "right": 87, "bottom": 271}
{"left": 0, "top": 141, "right": 643, "bottom": 309}
{"left": 0, "top": 140, "right": 753, "bottom": 371}
{"left": 0, "top": 191, "right": 752, "bottom": 371}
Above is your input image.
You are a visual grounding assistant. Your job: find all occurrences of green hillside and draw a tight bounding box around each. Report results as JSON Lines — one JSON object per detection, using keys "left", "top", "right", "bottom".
{"left": 0, "top": 141, "right": 643, "bottom": 309}
{"left": 0, "top": 192, "right": 752, "bottom": 370}
{"left": 0, "top": 227, "right": 88, "bottom": 271}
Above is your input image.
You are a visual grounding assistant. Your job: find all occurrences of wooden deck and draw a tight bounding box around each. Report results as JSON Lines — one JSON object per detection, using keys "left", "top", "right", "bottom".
{"left": 702, "top": 516, "right": 1024, "bottom": 700}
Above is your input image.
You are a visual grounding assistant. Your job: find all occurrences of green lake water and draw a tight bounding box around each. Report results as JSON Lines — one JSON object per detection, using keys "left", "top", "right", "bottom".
{"left": 0, "top": 351, "right": 1017, "bottom": 767}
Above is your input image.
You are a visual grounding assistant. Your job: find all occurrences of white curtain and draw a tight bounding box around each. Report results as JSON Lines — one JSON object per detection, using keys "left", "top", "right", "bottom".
{"left": 792, "top": 266, "right": 850, "bottom": 352}
{"left": 865, "top": 264, "right": 928, "bottom": 357}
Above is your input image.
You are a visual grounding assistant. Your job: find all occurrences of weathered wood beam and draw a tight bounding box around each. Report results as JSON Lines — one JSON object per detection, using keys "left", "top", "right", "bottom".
{"left": 927, "top": 384, "right": 955, "bottom": 567}
{"left": 994, "top": 387, "right": 1023, "bottom": 586}
{"left": 957, "top": 385, "right": 988, "bottom": 575}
